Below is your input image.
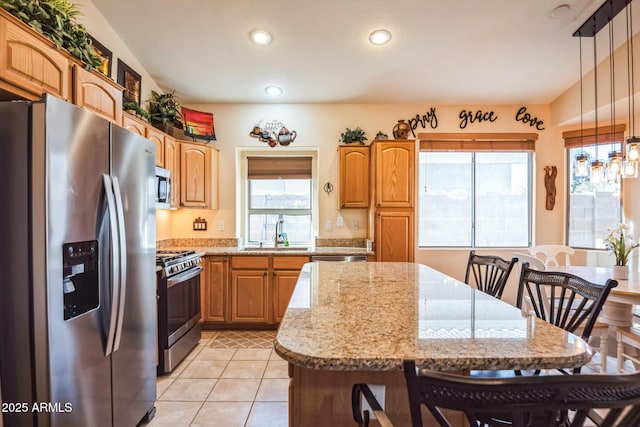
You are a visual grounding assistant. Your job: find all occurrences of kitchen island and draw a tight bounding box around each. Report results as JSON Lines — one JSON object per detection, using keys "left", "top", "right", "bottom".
{"left": 274, "top": 262, "right": 592, "bottom": 427}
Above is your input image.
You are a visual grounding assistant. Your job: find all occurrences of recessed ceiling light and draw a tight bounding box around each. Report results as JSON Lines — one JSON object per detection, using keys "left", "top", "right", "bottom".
{"left": 250, "top": 30, "right": 272, "bottom": 45}
{"left": 369, "top": 29, "right": 392, "bottom": 45}
{"left": 550, "top": 4, "right": 570, "bottom": 19}
{"left": 265, "top": 85, "right": 282, "bottom": 96}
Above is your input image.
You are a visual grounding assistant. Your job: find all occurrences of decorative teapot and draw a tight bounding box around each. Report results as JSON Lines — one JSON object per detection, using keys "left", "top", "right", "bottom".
{"left": 277, "top": 126, "right": 297, "bottom": 146}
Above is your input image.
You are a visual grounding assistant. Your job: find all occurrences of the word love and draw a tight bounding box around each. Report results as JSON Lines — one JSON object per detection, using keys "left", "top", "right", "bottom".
{"left": 515, "top": 106, "right": 545, "bottom": 130}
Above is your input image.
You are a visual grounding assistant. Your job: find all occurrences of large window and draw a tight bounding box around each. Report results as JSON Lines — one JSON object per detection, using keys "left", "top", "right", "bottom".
{"left": 567, "top": 144, "right": 621, "bottom": 248}
{"left": 418, "top": 151, "right": 531, "bottom": 247}
{"left": 247, "top": 156, "right": 312, "bottom": 245}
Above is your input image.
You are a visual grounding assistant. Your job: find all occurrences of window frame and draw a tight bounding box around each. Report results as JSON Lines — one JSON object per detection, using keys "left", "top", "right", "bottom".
{"left": 237, "top": 149, "right": 319, "bottom": 247}
{"left": 417, "top": 132, "right": 536, "bottom": 249}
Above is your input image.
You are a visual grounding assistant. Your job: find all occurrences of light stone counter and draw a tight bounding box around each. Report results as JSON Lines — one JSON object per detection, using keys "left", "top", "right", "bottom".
{"left": 275, "top": 262, "right": 592, "bottom": 372}
{"left": 160, "top": 246, "right": 372, "bottom": 257}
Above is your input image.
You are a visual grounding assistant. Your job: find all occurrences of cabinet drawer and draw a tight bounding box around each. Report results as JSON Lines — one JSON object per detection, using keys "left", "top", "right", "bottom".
{"left": 273, "top": 256, "right": 309, "bottom": 270}
{"left": 231, "top": 256, "right": 269, "bottom": 269}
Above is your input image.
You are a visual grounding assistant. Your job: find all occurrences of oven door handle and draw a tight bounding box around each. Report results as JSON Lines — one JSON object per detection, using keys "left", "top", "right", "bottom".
{"left": 167, "top": 266, "right": 203, "bottom": 287}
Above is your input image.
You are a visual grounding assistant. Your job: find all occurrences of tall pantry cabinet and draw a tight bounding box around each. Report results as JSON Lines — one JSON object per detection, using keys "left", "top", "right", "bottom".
{"left": 369, "top": 139, "right": 415, "bottom": 262}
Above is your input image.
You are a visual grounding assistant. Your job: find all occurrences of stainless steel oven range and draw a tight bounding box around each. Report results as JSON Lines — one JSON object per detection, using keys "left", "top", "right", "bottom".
{"left": 156, "top": 250, "right": 202, "bottom": 375}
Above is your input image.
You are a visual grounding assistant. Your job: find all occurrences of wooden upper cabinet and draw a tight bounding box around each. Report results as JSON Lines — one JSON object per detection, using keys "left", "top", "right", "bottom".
{"left": 375, "top": 140, "right": 415, "bottom": 208}
{"left": 0, "top": 9, "right": 70, "bottom": 100}
{"left": 72, "top": 64, "right": 123, "bottom": 125}
{"left": 180, "top": 141, "right": 217, "bottom": 208}
{"left": 122, "top": 112, "right": 146, "bottom": 136}
{"left": 339, "top": 145, "right": 369, "bottom": 208}
{"left": 164, "top": 137, "right": 180, "bottom": 208}
{"left": 146, "top": 126, "right": 165, "bottom": 167}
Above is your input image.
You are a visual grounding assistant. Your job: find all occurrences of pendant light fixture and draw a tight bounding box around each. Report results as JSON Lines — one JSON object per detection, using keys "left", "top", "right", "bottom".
{"left": 591, "top": 19, "right": 605, "bottom": 185}
{"left": 624, "top": 2, "right": 640, "bottom": 178}
{"left": 576, "top": 35, "right": 590, "bottom": 177}
{"left": 607, "top": 16, "right": 623, "bottom": 183}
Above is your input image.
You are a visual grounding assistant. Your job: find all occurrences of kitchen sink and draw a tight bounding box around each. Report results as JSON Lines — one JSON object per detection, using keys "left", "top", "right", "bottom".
{"left": 241, "top": 246, "right": 310, "bottom": 251}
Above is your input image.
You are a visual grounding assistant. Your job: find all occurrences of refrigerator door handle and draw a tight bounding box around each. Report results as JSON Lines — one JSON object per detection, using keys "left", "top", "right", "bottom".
{"left": 112, "top": 176, "right": 128, "bottom": 352}
{"left": 102, "top": 174, "right": 121, "bottom": 357}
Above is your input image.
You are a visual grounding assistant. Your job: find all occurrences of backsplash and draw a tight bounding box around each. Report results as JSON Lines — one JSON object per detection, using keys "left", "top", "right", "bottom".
{"left": 157, "top": 238, "right": 367, "bottom": 248}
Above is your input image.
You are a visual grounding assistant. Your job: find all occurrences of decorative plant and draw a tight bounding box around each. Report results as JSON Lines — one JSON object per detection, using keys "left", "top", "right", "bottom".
{"left": 123, "top": 101, "right": 150, "bottom": 120}
{"left": 604, "top": 224, "right": 640, "bottom": 266}
{"left": 148, "top": 90, "right": 182, "bottom": 129}
{"left": 339, "top": 127, "right": 367, "bottom": 144}
{"left": 0, "top": 0, "right": 102, "bottom": 70}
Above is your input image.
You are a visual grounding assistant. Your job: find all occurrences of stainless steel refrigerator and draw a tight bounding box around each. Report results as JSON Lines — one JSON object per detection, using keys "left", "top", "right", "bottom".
{"left": 0, "top": 95, "right": 157, "bottom": 426}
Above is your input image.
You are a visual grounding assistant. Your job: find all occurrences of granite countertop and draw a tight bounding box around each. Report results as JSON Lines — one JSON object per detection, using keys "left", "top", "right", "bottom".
{"left": 161, "top": 246, "right": 372, "bottom": 256}
{"left": 274, "top": 262, "right": 593, "bottom": 372}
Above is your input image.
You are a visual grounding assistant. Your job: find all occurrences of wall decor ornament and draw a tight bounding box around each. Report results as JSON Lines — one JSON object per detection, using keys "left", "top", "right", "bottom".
{"left": 392, "top": 120, "right": 411, "bottom": 139}
{"left": 544, "top": 165, "right": 557, "bottom": 210}
{"left": 117, "top": 59, "right": 142, "bottom": 105}
{"left": 87, "top": 34, "right": 112, "bottom": 77}
{"left": 459, "top": 109, "right": 498, "bottom": 129}
{"left": 515, "top": 106, "right": 545, "bottom": 130}
{"left": 248, "top": 120, "right": 296, "bottom": 147}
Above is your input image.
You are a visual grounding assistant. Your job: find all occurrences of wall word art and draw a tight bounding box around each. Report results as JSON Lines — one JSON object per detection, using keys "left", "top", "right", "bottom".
{"left": 515, "top": 106, "right": 545, "bottom": 130}
{"left": 459, "top": 109, "right": 498, "bottom": 129}
{"left": 407, "top": 107, "right": 439, "bottom": 137}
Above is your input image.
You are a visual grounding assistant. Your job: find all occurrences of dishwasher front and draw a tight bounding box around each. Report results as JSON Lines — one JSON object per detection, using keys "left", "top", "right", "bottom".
{"left": 310, "top": 255, "right": 367, "bottom": 262}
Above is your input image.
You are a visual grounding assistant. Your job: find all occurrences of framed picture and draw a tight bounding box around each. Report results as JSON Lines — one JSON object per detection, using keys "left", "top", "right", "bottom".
{"left": 117, "top": 59, "right": 142, "bottom": 105}
{"left": 182, "top": 107, "right": 217, "bottom": 142}
{"left": 87, "top": 34, "right": 112, "bottom": 77}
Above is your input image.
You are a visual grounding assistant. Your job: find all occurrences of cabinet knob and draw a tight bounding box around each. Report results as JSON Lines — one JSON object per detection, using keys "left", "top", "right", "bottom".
{"left": 377, "top": 203, "right": 381, "bottom": 207}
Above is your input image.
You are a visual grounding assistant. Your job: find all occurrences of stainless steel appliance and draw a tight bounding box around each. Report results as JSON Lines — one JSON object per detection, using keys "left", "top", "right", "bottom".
{"left": 155, "top": 166, "right": 172, "bottom": 209}
{"left": 0, "top": 95, "right": 157, "bottom": 427}
{"left": 156, "top": 250, "right": 203, "bottom": 375}
{"left": 310, "top": 255, "right": 368, "bottom": 262}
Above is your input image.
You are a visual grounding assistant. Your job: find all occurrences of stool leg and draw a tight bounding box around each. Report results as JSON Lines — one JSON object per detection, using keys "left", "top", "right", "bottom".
{"left": 617, "top": 332, "right": 624, "bottom": 373}
{"left": 600, "top": 331, "right": 607, "bottom": 372}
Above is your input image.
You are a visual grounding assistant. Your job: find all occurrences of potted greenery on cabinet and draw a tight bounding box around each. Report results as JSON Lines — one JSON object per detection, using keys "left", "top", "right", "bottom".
{"left": 148, "top": 90, "right": 182, "bottom": 136}
{"left": 0, "top": 0, "right": 102, "bottom": 69}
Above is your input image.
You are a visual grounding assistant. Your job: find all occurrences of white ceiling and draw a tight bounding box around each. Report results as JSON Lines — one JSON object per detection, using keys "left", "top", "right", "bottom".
{"left": 89, "top": 0, "right": 635, "bottom": 105}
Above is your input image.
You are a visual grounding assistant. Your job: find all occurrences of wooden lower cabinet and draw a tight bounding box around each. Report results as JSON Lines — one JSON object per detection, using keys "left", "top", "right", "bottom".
{"left": 201, "top": 256, "right": 228, "bottom": 324}
{"left": 376, "top": 210, "right": 414, "bottom": 262}
{"left": 201, "top": 255, "right": 309, "bottom": 328}
{"left": 231, "top": 269, "right": 270, "bottom": 323}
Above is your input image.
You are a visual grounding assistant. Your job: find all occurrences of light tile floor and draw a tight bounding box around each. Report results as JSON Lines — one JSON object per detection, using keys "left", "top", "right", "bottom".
{"left": 146, "top": 330, "right": 288, "bottom": 427}
{"left": 144, "top": 331, "right": 628, "bottom": 427}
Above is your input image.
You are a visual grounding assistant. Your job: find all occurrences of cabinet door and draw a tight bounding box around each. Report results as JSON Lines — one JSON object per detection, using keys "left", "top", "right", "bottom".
{"left": 0, "top": 11, "right": 70, "bottom": 100}
{"left": 339, "top": 146, "right": 369, "bottom": 208}
{"left": 202, "top": 257, "right": 228, "bottom": 323}
{"left": 376, "top": 210, "right": 414, "bottom": 262}
{"left": 181, "top": 142, "right": 212, "bottom": 208}
{"left": 273, "top": 270, "right": 300, "bottom": 322}
{"left": 164, "top": 137, "right": 180, "bottom": 208}
{"left": 230, "top": 270, "right": 270, "bottom": 323}
{"left": 146, "top": 126, "right": 165, "bottom": 167}
{"left": 375, "top": 141, "right": 415, "bottom": 208}
{"left": 122, "top": 113, "right": 146, "bottom": 136}
{"left": 72, "top": 64, "right": 123, "bottom": 125}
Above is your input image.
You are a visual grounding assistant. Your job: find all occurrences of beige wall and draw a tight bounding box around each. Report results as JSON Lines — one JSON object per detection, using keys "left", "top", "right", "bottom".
{"left": 77, "top": 0, "right": 636, "bottom": 306}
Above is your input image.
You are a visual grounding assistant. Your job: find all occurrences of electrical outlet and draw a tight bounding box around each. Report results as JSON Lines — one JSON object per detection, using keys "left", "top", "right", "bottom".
{"left": 336, "top": 216, "right": 344, "bottom": 227}
{"left": 218, "top": 220, "right": 225, "bottom": 231}
{"left": 360, "top": 384, "right": 385, "bottom": 420}
{"left": 325, "top": 220, "right": 333, "bottom": 231}
{"left": 353, "top": 220, "right": 359, "bottom": 230}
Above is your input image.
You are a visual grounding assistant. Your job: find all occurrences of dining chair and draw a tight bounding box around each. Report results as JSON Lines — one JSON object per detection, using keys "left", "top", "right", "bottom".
{"left": 528, "top": 244, "right": 575, "bottom": 267}
{"left": 464, "top": 251, "right": 517, "bottom": 299}
{"left": 516, "top": 264, "right": 617, "bottom": 374}
{"left": 351, "top": 359, "right": 640, "bottom": 427}
{"left": 617, "top": 325, "right": 640, "bottom": 372}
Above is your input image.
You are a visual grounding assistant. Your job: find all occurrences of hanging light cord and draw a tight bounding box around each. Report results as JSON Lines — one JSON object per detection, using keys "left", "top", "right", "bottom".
{"left": 629, "top": 3, "right": 636, "bottom": 137}
{"left": 580, "top": 35, "right": 585, "bottom": 154}
{"left": 594, "top": 19, "right": 599, "bottom": 161}
{"left": 610, "top": 17, "right": 616, "bottom": 147}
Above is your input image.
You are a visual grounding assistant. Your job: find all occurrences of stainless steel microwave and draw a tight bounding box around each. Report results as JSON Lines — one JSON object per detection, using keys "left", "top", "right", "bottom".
{"left": 156, "top": 167, "right": 172, "bottom": 209}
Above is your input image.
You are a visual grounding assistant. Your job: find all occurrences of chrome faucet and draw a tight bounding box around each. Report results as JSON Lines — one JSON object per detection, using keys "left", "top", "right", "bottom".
{"left": 274, "top": 218, "right": 285, "bottom": 247}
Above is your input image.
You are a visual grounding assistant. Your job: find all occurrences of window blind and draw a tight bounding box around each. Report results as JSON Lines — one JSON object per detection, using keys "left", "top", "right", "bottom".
{"left": 562, "top": 124, "right": 626, "bottom": 148}
{"left": 418, "top": 132, "right": 537, "bottom": 152}
{"left": 247, "top": 156, "right": 312, "bottom": 179}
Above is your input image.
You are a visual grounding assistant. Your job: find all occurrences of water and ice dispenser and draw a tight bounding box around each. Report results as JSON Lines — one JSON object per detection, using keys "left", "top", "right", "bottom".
{"left": 62, "top": 241, "right": 99, "bottom": 320}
